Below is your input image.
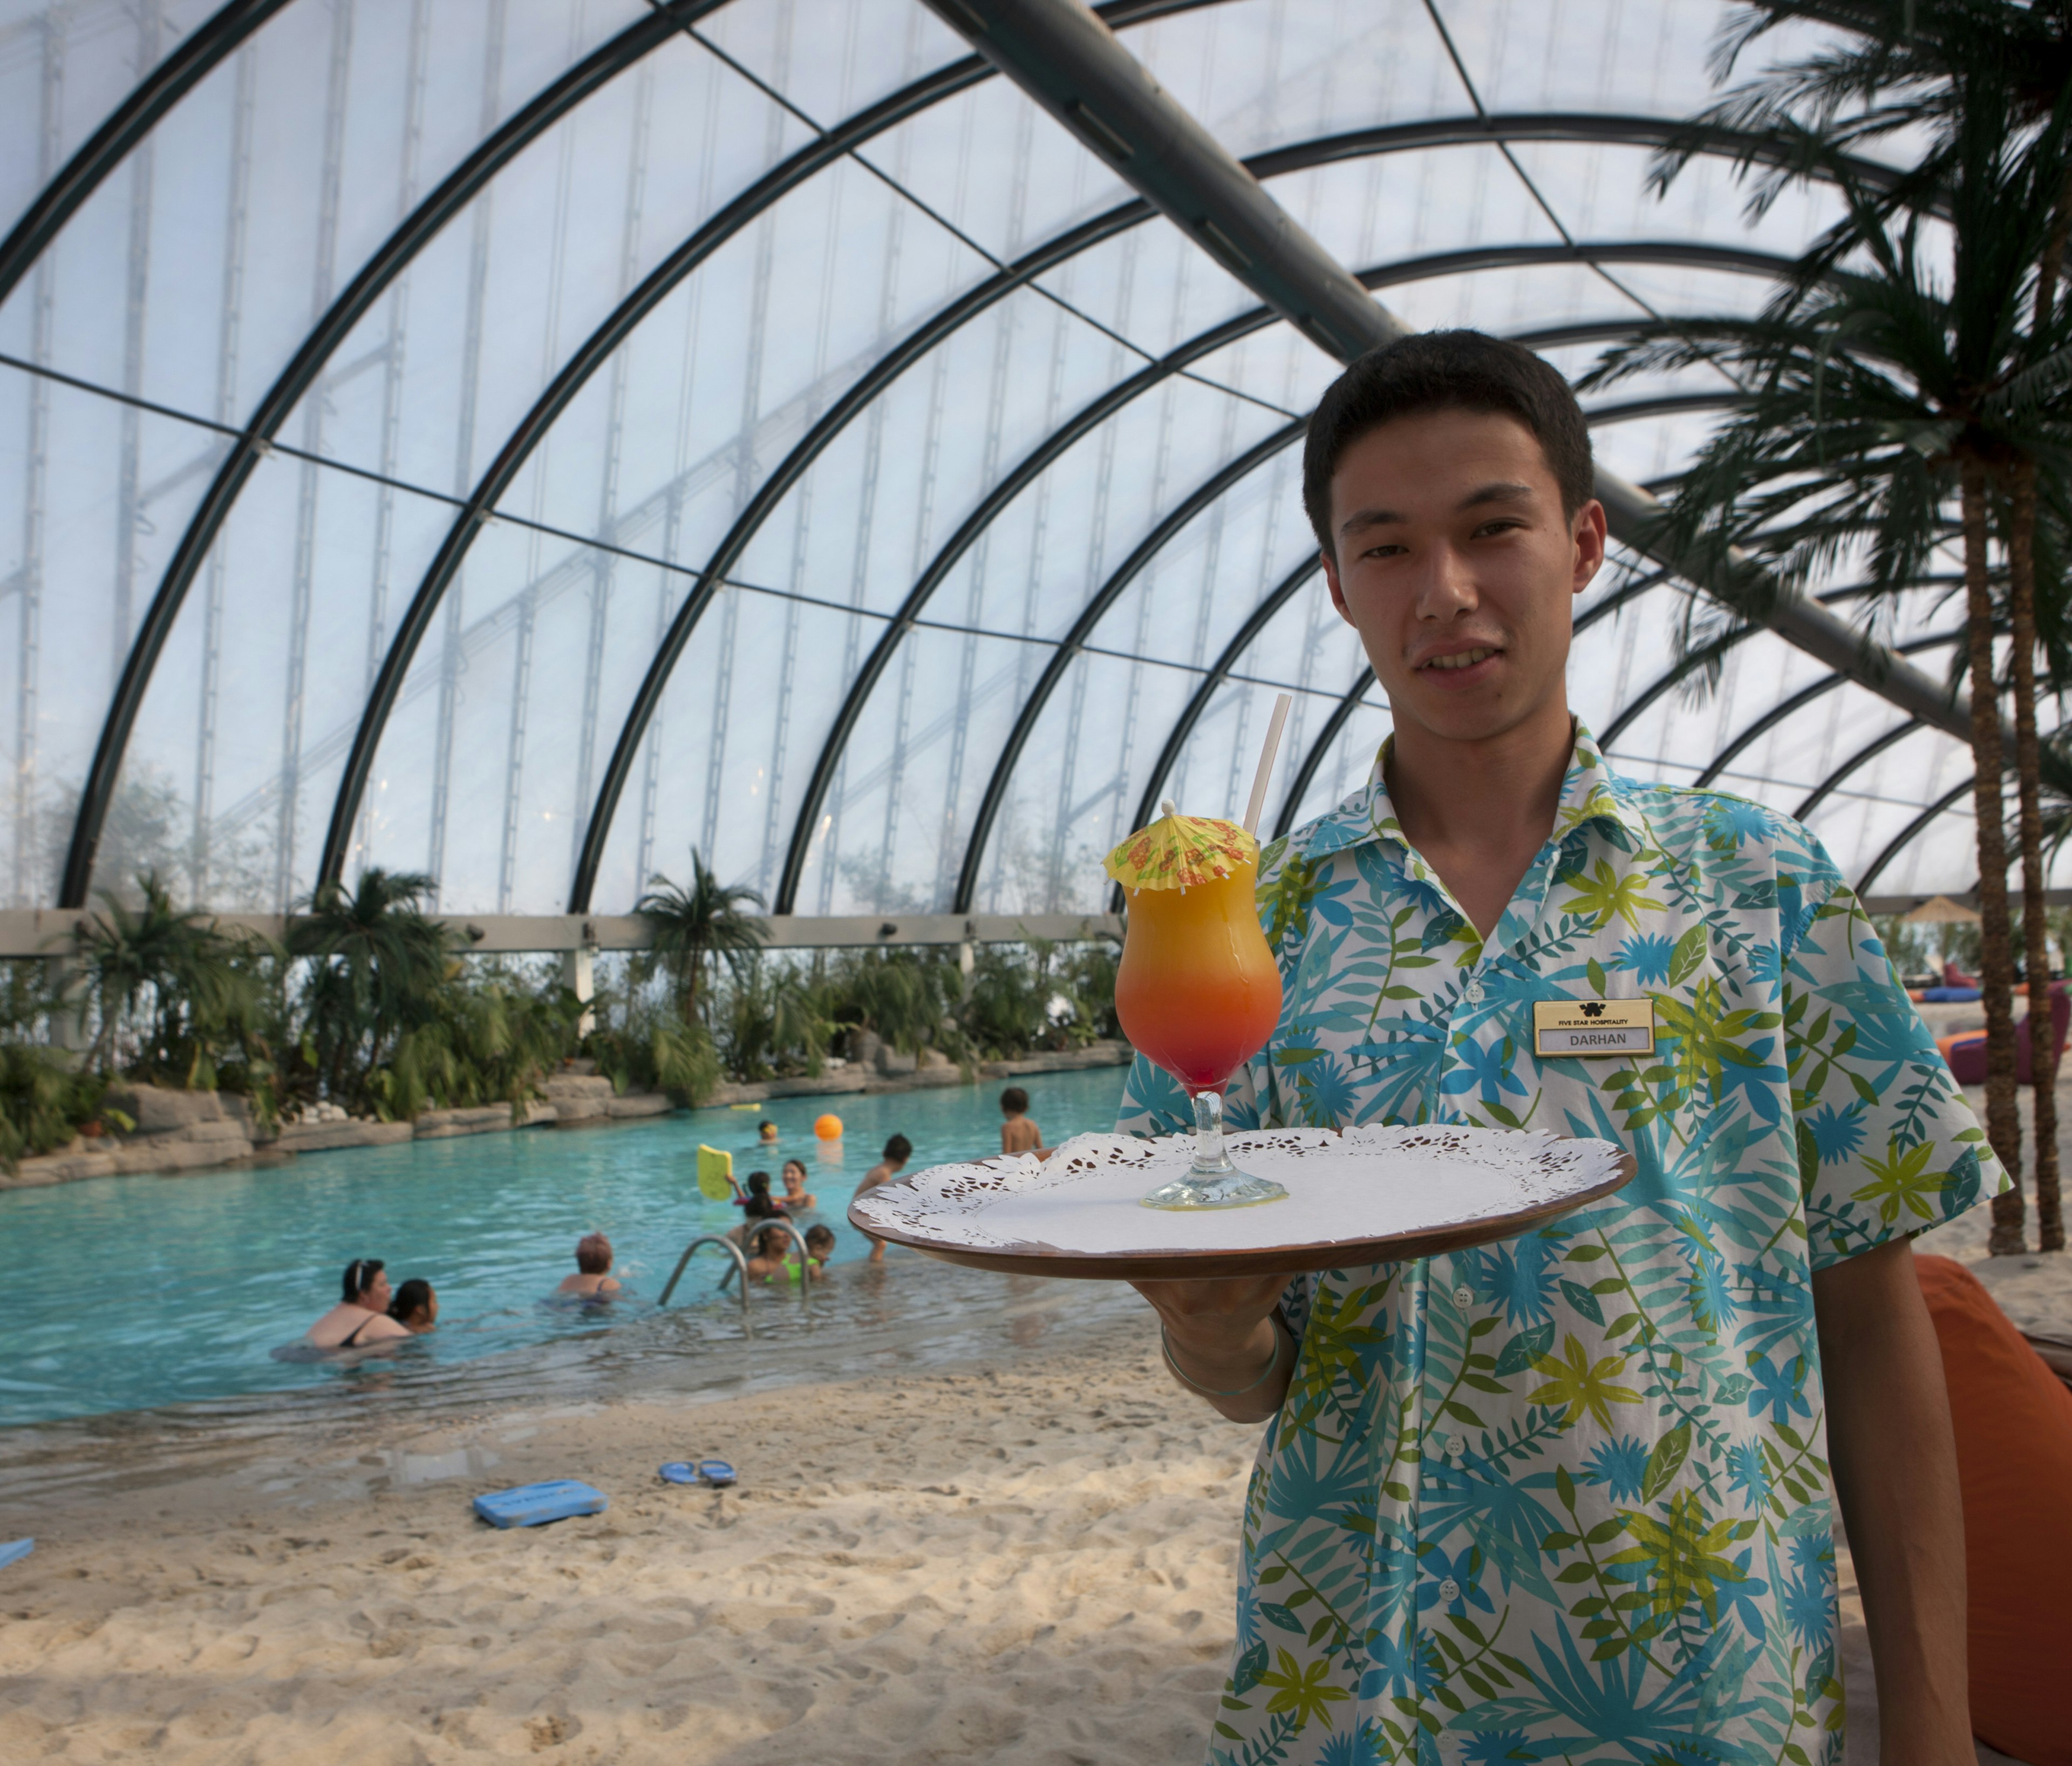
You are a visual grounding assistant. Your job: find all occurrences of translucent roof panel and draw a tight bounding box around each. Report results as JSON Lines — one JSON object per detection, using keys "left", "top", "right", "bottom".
{"left": 1, "top": 0, "right": 2026, "bottom": 921}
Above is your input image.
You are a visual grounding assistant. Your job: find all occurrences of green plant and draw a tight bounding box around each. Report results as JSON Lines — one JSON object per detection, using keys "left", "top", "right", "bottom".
{"left": 290, "top": 868, "right": 454, "bottom": 1111}
{"left": 635, "top": 849, "right": 768, "bottom": 1023}
{"left": 0, "top": 1044, "right": 106, "bottom": 1169}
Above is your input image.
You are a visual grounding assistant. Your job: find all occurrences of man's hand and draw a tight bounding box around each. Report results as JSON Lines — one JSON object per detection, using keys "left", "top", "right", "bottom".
{"left": 1812, "top": 1238, "right": 1971, "bottom": 1764}
{"left": 1130, "top": 1272, "right": 1298, "bottom": 1423}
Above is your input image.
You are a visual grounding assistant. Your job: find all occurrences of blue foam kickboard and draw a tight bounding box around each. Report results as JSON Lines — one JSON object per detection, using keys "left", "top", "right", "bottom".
{"left": 472, "top": 1480, "right": 607, "bottom": 1529}
{"left": 0, "top": 1538, "right": 31, "bottom": 1570}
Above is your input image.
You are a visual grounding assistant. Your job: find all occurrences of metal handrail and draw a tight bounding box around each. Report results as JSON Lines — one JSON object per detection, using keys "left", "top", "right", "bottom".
{"left": 659, "top": 1235, "right": 750, "bottom": 1314}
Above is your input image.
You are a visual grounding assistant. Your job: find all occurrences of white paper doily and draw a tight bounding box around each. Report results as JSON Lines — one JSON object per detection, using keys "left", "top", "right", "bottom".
{"left": 848, "top": 1124, "right": 1632, "bottom": 1278}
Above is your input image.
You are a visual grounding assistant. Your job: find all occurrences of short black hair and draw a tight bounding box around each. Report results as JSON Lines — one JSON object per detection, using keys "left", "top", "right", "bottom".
{"left": 805, "top": 1224, "right": 835, "bottom": 1251}
{"left": 883, "top": 1134, "right": 912, "bottom": 1163}
{"left": 388, "top": 1278, "right": 432, "bottom": 1322}
{"left": 1000, "top": 1086, "right": 1029, "bottom": 1113}
{"left": 1302, "top": 330, "right": 1593, "bottom": 559}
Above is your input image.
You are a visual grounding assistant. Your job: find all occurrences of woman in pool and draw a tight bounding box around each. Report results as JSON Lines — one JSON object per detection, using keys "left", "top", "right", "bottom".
{"left": 305, "top": 1259, "right": 411, "bottom": 1348}
{"left": 778, "top": 1158, "right": 817, "bottom": 1213}
{"left": 388, "top": 1279, "right": 439, "bottom": 1333}
{"left": 555, "top": 1232, "right": 621, "bottom": 1299}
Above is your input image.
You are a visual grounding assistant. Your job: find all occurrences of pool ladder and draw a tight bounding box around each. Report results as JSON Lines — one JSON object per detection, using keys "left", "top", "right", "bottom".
{"left": 658, "top": 1220, "right": 815, "bottom": 1322}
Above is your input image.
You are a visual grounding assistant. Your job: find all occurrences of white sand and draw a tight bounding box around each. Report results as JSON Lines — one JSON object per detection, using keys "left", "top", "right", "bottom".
{"left": 0, "top": 1329, "right": 1259, "bottom": 1764}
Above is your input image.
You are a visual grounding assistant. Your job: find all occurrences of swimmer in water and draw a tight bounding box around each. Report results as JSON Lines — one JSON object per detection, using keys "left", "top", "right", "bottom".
{"left": 743, "top": 1223, "right": 794, "bottom": 1283}
{"left": 854, "top": 1135, "right": 912, "bottom": 1263}
{"left": 389, "top": 1278, "right": 439, "bottom": 1333}
{"left": 999, "top": 1086, "right": 1043, "bottom": 1156}
{"left": 306, "top": 1259, "right": 412, "bottom": 1348}
{"left": 758, "top": 1118, "right": 779, "bottom": 1145}
{"left": 779, "top": 1157, "right": 817, "bottom": 1213}
{"left": 555, "top": 1232, "right": 622, "bottom": 1299}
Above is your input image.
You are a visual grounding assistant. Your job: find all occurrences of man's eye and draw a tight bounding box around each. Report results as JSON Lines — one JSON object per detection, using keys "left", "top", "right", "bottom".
{"left": 1474, "top": 520, "right": 1524, "bottom": 539}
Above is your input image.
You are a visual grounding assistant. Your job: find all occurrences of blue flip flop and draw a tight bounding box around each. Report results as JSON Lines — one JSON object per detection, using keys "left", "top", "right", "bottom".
{"left": 696, "top": 1458, "right": 737, "bottom": 1487}
{"left": 657, "top": 1462, "right": 699, "bottom": 1485}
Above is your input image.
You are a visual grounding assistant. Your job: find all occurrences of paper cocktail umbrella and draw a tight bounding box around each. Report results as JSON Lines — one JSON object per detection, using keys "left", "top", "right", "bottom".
{"left": 1103, "top": 811, "right": 1257, "bottom": 892}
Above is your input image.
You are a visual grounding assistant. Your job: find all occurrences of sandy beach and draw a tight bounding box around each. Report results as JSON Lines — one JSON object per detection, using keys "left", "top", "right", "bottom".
{"left": 3, "top": 1112, "right": 2066, "bottom": 1764}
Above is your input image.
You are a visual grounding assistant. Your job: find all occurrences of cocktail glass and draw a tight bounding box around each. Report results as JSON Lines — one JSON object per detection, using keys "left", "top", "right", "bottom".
{"left": 1113, "top": 841, "right": 1286, "bottom": 1210}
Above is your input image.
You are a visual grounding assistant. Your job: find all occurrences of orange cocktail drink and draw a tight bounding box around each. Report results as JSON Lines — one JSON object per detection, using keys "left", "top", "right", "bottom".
{"left": 1115, "top": 856, "right": 1281, "bottom": 1090}
{"left": 1109, "top": 815, "right": 1286, "bottom": 1210}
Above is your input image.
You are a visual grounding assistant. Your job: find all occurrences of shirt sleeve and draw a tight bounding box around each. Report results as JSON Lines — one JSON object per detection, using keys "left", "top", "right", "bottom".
{"left": 1783, "top": 877, "right": 2009, "bottom": 1271}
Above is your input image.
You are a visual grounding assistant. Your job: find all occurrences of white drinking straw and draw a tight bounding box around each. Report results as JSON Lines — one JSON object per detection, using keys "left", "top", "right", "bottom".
{"left": 1242, "top": 693, "right": 1294, "bottom": 835}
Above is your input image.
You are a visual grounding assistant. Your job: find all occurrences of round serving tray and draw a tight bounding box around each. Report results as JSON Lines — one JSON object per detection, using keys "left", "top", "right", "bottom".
{"left": 848, "top": 1123, "right": 1635, "bottom": 1280}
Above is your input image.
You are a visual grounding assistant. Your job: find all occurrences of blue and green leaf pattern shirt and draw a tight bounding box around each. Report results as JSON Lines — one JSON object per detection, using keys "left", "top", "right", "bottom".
{"left": 1116, "top": 724, "right": 2005, "bottom": 1766}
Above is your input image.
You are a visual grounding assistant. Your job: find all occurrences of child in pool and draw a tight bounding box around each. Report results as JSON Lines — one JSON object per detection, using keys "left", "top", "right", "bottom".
{"left": 555, "top": 1232, "right": 622, "bottom": 1298}
{"left": 854, "top": 1135, "right": 912, "bottom": 1263}
{"left": 388, "top": 1278, "right": 439, "bottom": 1333}
{"left": 745, "top": 1223, "right": 836, "bottom": 1283}
{"left": 999, "top": 1086, "right": 1043, "bottom": 1156}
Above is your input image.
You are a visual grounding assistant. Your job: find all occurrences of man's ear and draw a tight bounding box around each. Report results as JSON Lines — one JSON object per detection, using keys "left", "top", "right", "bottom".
{"left": 1320, "top": 546, "right": 1354, "bottom": 623}
{"left": 1570, "top": 499, "right": 1608, "bottom": 597}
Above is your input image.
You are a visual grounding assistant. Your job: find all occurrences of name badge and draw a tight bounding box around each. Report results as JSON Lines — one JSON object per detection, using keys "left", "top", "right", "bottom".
{"left": 1533, "top": 999, "right": 1655, "bottom": 1057}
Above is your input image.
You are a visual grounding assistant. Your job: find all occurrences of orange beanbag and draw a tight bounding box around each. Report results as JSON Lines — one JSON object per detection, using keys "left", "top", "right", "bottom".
{"left": 1913, "top": 1254, "right": 2072, "bottom": 1765}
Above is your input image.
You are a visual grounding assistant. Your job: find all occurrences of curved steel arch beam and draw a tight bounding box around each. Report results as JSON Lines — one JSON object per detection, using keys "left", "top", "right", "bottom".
{"left": 59, "top": 0, "right": 1213, "bottom": 908}
{"left": 1694, "top": 617, "right": 1963, "bottom": 789}
{"left": 0, "top": 0, "right": 295, "bottom": 310}
{"left": 1856, "top": 778, "right": 1974, "bottom": 896}
{"left": 1124, "top": 554, "right": 1319, "bottom": 841}
{"left": 564, "top": 163, "right": 1811, "bottom": 912}
{"left": 942, "top": 419, "right": 1306, "bottom": 916}
{"left": 1273, "top": 669, "right": 1377, "bottom": 840}
{"left": 566, "top": 196, "right": 1157, "bottom": 910}
{"left": 763, "top": 248, "right": 1797, "bottom": 919}
{"left": 1793, "top": 718, "right": 1926, "bottom": 823}
{"left": 56, "top": 0, "right": 735, "bottom": 908}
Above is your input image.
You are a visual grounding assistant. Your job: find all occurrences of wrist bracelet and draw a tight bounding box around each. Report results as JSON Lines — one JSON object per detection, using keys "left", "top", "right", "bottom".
{"left": 1160, "top": 1317, "right": 1285, "bottom": 1398}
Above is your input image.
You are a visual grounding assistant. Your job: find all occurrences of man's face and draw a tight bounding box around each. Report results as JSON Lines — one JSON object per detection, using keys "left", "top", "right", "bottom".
{"left": 1319, "top": 409, "right": 1605, "bottom": 745}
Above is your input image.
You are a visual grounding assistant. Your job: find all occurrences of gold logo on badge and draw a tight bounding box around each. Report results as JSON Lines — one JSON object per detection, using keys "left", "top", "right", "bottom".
{"left": 1533, "top": 999, "right": 1655, "bottom": 1057}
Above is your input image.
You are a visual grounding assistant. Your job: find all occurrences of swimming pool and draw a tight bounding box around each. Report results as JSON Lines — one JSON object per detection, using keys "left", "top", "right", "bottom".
{"left": 0, "top": 1067, "right": 1134, "bottom": 1429}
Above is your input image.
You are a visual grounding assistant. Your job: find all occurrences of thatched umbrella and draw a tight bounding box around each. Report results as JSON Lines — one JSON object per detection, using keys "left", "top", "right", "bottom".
{"left": 1901, "top": 894, "right": 1983, "bottom": 925}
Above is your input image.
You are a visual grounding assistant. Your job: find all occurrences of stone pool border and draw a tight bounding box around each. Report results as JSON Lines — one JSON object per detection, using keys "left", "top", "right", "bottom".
{"left": 1, "top": 1042, "right": 1134, "bottom": 1191}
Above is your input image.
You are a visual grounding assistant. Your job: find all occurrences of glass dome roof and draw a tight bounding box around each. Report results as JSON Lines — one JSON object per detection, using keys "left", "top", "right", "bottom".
{"left": 0, "top": 0, "right": 2024, "bottom": 927}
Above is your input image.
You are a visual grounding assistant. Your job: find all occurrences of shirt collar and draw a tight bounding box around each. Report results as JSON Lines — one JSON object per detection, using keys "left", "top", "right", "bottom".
{"left": 1291, "top": 718, "right": 1648, "bottom": 864}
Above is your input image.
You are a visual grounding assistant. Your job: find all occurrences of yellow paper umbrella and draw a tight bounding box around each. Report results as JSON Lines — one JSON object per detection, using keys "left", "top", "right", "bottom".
{"left": 1103, "top": 806, "right": 1257, "bottom": 891}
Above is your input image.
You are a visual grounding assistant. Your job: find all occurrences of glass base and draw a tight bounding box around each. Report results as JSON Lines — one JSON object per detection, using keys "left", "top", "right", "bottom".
{"left": 1140, "top": 1167, "right": 1289, "bottom": 1211}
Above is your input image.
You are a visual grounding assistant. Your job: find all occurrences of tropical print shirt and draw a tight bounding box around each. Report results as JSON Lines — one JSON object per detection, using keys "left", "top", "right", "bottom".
{"left": 1116, "top": 723, "right": 2004, "bottom": 1766}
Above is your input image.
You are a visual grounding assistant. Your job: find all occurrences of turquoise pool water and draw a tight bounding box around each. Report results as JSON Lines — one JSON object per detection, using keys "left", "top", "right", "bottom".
{"left": 0, "top": 1067, "right": 1134, "bottom": 1430}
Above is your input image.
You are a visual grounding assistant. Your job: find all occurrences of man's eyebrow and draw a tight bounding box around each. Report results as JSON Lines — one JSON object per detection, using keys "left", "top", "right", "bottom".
{"left": 1337, "top": 481, "right": 1540, "bottom": 539}
{"left": 1458, "top": 480, "right": 1536, "bottom": 510}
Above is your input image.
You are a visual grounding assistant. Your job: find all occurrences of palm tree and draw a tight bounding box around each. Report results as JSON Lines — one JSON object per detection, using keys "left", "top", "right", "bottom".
{"left": 72, "top": 871, "right": 259, "bottom": 1083}
{"left": 1593, "top": 3, "right": 2072, "bottom": 1253}
{"left": 634, "top": 849, "right": 767, "bottom": 1024}
{"left": 290, "top": 868, "right": 453, "bottom": 1105}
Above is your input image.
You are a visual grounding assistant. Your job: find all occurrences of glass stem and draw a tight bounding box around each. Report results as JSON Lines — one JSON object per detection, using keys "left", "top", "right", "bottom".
{"left": 1191, "top": 1086, "right": 1236, "bottom": 1175}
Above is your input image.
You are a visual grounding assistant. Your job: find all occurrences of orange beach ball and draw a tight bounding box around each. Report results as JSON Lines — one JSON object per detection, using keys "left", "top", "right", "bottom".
{"left": 813, "top": 1113, "right": 843, "bottom": 1141}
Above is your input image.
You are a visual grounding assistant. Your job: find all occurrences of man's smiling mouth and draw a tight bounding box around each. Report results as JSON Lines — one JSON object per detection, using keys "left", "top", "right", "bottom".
{"left": 1421, "top": 646, "right": 1498, "bottom": 672}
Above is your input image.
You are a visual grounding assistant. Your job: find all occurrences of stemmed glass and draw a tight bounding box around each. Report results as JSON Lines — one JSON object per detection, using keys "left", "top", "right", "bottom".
{"left": 1109, "top": 813, "right": 1286, "bottom": 1210}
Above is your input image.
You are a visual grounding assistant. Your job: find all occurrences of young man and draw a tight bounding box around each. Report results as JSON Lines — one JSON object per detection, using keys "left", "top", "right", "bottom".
{"left": 1119, "top": 331, "right": 2000, "bottom": 1765}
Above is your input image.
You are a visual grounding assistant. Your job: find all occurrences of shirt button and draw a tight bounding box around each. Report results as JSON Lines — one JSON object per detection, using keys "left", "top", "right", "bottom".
{"left": 1438, "top": 1578, "right": 1461, "bottom": 1601}
{"left": 1449, "top": 1434, "right": 1469, "bottom": 1458}
{"left": 1453, "top": 1285, "right": 1474, "bottom": 1309}
{"left": 1463, "top": 979, "right": 1484, "bottom": 1003}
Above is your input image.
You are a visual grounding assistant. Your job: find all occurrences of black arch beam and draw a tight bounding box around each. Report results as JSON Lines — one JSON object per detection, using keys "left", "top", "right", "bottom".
{"left": 1694, "top": 615, "right": 1962, "bottom": 789}
{"left": 1857, "top": 779, "right": 1974, "bottom": 896}
{"left": 926, "top": 0, "right": 1982, "bottom": 775}
{"left": 1273, "top": 669, "right": 1377, "bottom": 841}
{"left": 943, "top": 420, "right": 1306, "bottom": 917}
{"left": 54, "top": 0, "right": 1215, "bottom": 908}
{"left": 564, "top": 155, "right": 1812, "bottom": 911}
{"left": 1124, "top": 555, "right": 1320, "bottom": 843}
{"left": 56, "top": 0, "right": 733, "bottom": 908}
{"left": 1794, "top": 718, "right": 1926, "bottom": 822}
{"left": 0, "top": 0, "right": 295, "bottom": 310}
{"left": 771, "top": 252, "right": 1795, "bottom": 919}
